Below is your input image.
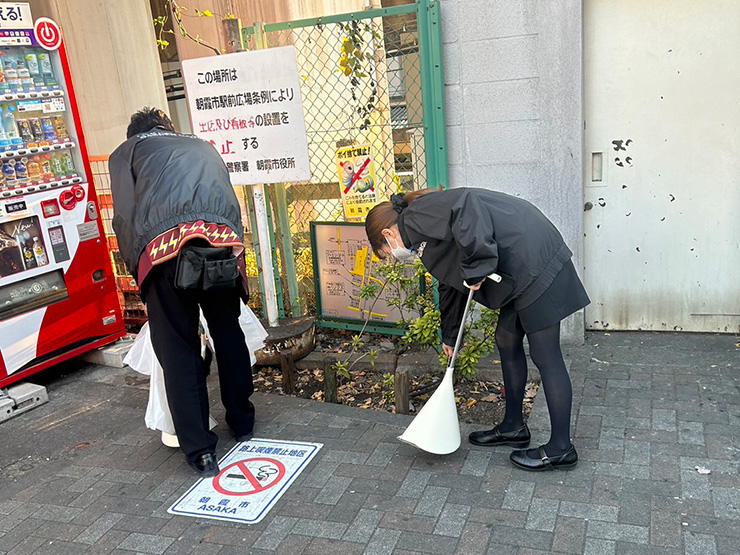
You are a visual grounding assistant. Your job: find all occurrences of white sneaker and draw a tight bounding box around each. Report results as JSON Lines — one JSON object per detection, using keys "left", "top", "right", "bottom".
{"left": 161, "top": 431, "right": 179, "bottom": 448}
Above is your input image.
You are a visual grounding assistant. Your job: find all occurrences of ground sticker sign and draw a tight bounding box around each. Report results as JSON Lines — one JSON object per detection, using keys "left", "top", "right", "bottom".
{"left": 337, "top": 143, "right": 377, "bottom": 220}
{"left": 181, "top": 46, "right": 311, "bottom": 185}
{"left": 168, "top": 439, "right": 322, "bottom": 524}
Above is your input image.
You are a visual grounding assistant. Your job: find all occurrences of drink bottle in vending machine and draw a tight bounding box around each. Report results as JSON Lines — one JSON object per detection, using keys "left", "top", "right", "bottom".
{"left": 0, "top": 7, "right": 124, "bottom": 388}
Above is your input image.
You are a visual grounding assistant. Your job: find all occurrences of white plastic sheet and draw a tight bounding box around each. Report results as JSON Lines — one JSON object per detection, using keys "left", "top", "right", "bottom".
{"left": 124, "top": 303, "right": 268, "bottom": 436}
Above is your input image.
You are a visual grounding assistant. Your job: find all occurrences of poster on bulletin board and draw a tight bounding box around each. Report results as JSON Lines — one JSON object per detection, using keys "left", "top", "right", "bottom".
{"left": 310, "top": 221, "right": 420, "bottom": 326}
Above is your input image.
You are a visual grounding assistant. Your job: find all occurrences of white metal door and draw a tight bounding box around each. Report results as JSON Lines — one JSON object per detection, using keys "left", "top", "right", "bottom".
{"left": 583, "top": 0, "right": 740, "bottom": 333}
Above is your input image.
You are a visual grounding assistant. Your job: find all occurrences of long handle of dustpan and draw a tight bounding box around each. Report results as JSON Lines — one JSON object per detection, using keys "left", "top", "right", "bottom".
{"left": 446, "top": 288, "right": 475, "bottom": 371}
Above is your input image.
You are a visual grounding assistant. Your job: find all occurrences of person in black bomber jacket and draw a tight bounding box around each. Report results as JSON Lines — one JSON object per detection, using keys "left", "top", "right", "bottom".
{"left": 365, "top": 187, "right": 589, "bottom": 471}
{"left": 109, "top": 108, "right": 255, "bottom": 478}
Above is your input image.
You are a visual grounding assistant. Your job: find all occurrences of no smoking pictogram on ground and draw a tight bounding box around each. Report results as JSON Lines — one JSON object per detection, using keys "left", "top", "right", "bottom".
{"left": 212, "top": 457, "right": 286, "bottom": 496}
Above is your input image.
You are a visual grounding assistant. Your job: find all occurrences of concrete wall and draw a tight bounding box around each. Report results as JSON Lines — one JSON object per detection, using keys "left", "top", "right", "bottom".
{"left": 440, "top": 0, "right": 585, "bottom": 343}
{"left": 27, "top": 0, "right": 168, "bottom": 156}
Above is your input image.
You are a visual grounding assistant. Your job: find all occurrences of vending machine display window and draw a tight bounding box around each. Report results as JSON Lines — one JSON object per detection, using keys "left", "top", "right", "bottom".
{"left": 0, "top": 214, "right": 49, "bottom": 277}
{"left": 0, "top": 268, "right": 67, "bottom": 320}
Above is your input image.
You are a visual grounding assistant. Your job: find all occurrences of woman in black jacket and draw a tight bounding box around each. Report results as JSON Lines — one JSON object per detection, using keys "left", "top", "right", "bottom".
{"left": 365, "top": 187, "right": 589, "bottom": 471}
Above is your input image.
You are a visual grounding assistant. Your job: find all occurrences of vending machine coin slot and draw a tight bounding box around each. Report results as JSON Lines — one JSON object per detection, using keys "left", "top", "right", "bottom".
{"left": 86, "top": 201, "right": 97, "bottom": 220}
{"left": 59, "top": 189, "right": 74, "bottom": 210}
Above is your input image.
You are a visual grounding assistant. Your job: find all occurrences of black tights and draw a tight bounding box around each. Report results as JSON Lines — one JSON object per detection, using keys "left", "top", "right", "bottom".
{"left": 495, "top": 318, "right": 572, "bottom": 455}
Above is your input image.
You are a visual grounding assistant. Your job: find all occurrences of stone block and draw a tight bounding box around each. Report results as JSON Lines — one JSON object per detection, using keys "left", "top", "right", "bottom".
{"left": 460, "top": 0, "right": 535, "bottom": 41}
{"left": 463, "top": 79, "right": 539, "bottom": 125}
{"left": 447, "top": 125, "right": 464, "bottom": 169}
{"left": 0, "top": 382, "right": 48, "bottom": 422}
{"left": 465, "top": 121, "right": 541, "bottom": 165}
{"left": 443, "top": 42, "right": 460, "bottom": 84}
{"left": 461, "top": 35, "right": 538, "bottom": 84}
{"left": 78, "top": 335, "right": 135, "bottom": 368}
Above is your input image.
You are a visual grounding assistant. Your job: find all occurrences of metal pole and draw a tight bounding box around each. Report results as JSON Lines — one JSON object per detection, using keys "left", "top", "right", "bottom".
{"left": 252, "top": 184, "right": 279, "bottom": 326}
{"left": 252, "top": 22, "right": 279, "bottom": 326}
{"left": 242, "top": 185, "right": 268, "bottom": 314}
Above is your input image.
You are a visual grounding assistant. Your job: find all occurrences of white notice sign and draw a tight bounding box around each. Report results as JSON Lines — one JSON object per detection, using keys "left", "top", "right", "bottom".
{"left": 168, "top": 438, "right": 322, "bottom": 524}
{"left": 182, "top": 46, "right": 311, "bottom": 185}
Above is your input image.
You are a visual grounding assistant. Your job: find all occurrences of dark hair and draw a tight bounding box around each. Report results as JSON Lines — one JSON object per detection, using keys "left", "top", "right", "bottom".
{"left": 126, "top": 107, "right": 175, "bottom": 138}
{"left": 365, "top": 188, "right": 436, "bottom": 257}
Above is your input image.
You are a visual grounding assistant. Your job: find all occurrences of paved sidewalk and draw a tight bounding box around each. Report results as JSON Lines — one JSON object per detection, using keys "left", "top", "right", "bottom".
{"left": 0, "top": 331, "right": 738, "bottom": 554}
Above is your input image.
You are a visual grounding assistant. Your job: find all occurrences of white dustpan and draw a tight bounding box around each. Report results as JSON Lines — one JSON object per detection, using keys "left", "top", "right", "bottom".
{"left": 398, "top": 287, "right": 476, "bottom": 455}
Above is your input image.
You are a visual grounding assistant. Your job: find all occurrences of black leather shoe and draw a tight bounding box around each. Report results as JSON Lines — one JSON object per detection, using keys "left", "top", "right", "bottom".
{"left": 468, "top": 424, "right": 531, "bottom": 447}
{"left": 235, "top": 432, "right": 253, "bottom": 442}
{"left": 187, "top": 453, "right": 219, "bottom": 477}
{"left": 509, "top": 444, "right": 578, "bottom": 471}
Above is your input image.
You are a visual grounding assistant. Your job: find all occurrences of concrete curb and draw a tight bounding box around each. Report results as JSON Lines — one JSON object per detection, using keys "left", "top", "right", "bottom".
{"left": 78, "top": 335, "right": 136, "bottom": 368}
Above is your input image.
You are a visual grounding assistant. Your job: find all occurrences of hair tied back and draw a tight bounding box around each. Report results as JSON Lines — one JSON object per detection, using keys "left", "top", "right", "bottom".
{"left": 390, "top": 193, "right": 408, "bottom": 214}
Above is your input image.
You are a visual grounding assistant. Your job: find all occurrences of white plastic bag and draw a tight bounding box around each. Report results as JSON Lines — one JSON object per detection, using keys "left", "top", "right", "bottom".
{"left": 239, "top": 303, "right": 269, "bottom": 365}
{"left": 125, "top": 303, "right": 268, "bottom": 437}
{"left": 124, "top": 322, "right": 176, "bottom": 435}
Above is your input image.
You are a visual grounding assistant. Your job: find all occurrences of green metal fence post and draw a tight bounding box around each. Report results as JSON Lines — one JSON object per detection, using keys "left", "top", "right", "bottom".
{"left": 273, "top": 184, "right": 302, "bottom": 316}
{"left": 417, "top": 0, "right": 439, "bottom": 189}
{"left": 427, "top": 0, "right": 448, "bottom": 189}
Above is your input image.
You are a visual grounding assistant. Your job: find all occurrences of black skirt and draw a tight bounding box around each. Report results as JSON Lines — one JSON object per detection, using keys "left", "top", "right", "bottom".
{"left": 497, "top": 260, "right": 590, "bottom": 334}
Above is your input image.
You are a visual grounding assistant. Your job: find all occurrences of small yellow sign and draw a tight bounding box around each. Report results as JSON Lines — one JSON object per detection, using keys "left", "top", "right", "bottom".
{"left": 336, "top": 144, "right": 378, "bottom": 220}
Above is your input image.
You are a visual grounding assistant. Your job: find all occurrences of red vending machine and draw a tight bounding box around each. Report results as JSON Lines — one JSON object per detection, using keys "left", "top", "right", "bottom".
{"left": 0, "top": 5, "right": 125, "bottom": 388}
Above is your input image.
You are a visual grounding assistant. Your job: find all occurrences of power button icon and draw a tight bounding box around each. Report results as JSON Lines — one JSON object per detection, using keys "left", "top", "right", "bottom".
{"left": 34, "top": 18, "right": 62, "bottom": 51}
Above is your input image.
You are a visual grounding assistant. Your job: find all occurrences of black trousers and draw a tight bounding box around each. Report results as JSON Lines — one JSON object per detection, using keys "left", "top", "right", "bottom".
{"left": 142, "top": 258, "right": 255, "bottom": 462}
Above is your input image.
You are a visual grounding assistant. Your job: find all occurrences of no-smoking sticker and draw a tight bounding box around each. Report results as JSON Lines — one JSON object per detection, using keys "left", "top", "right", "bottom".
{"left": 213, "top": 458, "right": 286, "bottom": 496}
{"left": 168, "top": 439, "right": 322, "bottom": 524}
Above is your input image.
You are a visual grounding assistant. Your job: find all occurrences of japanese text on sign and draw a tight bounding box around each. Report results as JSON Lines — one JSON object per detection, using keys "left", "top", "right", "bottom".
{"left": 194, "top": 88, "right": 295, "bottom": 109}
{"left": 0, "top": 3, "right": 32, "bottom": 29}
{"left": 182, "top": 46, "right": 310, "bottom": 186}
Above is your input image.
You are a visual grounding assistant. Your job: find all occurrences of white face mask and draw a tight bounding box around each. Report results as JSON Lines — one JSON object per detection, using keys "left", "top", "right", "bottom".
{"left": 386, "top": 236, "right": 415, "bottom": 261}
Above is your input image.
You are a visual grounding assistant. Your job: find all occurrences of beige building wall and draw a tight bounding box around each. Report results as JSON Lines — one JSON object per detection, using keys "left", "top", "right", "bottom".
{"left": 27, "top": 0, "right": 168, "bottom": 156}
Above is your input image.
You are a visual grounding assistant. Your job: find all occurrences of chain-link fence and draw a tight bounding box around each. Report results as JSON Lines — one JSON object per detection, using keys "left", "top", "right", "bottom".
{"left": 90, "top": 156, "right": 147, "bottom": 328}
{"left": 242, "top": 1, "right": 446, "bottom": 321}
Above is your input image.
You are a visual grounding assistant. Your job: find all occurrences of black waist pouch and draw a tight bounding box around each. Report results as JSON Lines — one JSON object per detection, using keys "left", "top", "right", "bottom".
{"left": 175, "top": 244, "right": 239, "bottom": 291}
